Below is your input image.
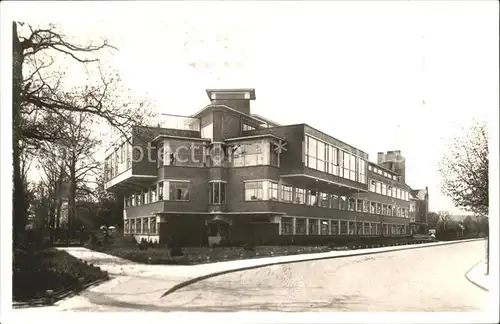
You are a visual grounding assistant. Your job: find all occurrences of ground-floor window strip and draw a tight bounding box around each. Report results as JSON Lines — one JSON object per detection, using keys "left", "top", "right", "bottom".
{"left": 124, "top": 216, "right": 159, "bottom": 235}
{"left": 279, "top": 216, "right": 409, "bottom": 236}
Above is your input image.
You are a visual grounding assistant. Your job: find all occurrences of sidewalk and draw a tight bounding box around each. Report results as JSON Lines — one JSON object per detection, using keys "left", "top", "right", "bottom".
{"left": 465, "top": 259, "right": 491, "bottom": 291}
{"left": 13, "top": 238, "right": 483, "bottom": 312}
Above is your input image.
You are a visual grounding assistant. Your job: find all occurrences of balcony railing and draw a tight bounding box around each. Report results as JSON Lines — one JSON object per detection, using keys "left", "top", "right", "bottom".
{"left": 157, "top": 114, "right": 200, "bottom": 131}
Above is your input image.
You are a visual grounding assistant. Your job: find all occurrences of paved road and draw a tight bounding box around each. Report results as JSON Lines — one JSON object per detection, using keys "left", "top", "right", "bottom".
{"left": 17, "top": 240, "right": 488, "bottom": 312}
{"left": 160, "top": 240, "right": 488, "bottom": 312}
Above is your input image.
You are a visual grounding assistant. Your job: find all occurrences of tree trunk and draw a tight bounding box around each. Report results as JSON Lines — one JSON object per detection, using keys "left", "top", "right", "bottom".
{"left": 68, "top": 157, "right": 77, "bottom": 239}
{"left": 12, "top": 22, "right": 25, "bottom": 247}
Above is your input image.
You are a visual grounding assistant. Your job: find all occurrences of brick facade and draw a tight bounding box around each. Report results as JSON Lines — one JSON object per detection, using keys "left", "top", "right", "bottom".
{"left": 105, "top": 88, "right": 429, "bottom": 246}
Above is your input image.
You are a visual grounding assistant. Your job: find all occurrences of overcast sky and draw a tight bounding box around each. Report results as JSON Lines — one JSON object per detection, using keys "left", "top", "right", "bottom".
{"left": 2, "top": 1, "right": 498, "bottom": 214}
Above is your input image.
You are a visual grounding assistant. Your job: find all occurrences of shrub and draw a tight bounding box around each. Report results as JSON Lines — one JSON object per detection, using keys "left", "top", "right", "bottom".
{"left": 13, "top": 248, "right": 109, "bottom": 302}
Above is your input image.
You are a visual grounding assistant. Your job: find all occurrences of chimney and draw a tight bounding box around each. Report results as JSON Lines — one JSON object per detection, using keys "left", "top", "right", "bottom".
{"left": 206, "top": 88, "right": 256, "bottom": 115}
{"left": 382, "top": 150, "right": 406, "bottom": 184}
{"left": 377, "top": 152, "right": 385, "bottom": 164}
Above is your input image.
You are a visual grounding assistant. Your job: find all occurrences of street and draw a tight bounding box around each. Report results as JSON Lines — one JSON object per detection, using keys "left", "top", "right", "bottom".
{"left": 24, "top": 240, "right": 488, "bottom": 312}
{"left": 160, "top": 240, "right": 488, "bottom": 312}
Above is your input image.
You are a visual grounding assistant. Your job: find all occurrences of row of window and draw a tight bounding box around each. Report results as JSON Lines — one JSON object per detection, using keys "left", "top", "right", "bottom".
{"left": 242, "top": 123, "right": 256, "bottom": 131}
{"left": 244, "top": 180, "right": 413, "bottom": 218}
{"left": 305, "top": 136, "right": 367, "bottom": 184}
{"left": 280, "top": 217, "right": 409, "bottom": 236}
{"left": 104, "top": 140, "right": 132, "bottom": 181}
{"left": 157, "top": 139, "right": 280, "bottom": 168}
{"left": 369, "top": 179, "right": 409, "bottom": 201}
{"left": 124, "top": 217, "right": 157, "bottom": 235}
{"left": 369, "top": 165, "right": 400, "bottom": 181}
{"left": 124, "top": 181, "right": 190, "bottom": 207}
{"left": 124, "top": 181, "right": 229, "bottom": 207}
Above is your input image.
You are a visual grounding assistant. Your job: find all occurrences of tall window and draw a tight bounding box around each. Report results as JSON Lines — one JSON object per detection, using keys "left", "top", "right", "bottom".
{"left": 331, "top": 220, "right": 339, "bottom": 235}
{"left": 357, "top": 159, "right": 366, "bottom": 183}
{"left": 348, "top": 197, "right": 356, "bottom": 211}
{"left": 295, "top": 188, "right": 306, "bottom": 204}
{"left": 328, "top": 146, "right": 339, "bottom": 175}
{"left": 306, "top": 136, "right": 318, "bottom": 169}
{"left": 357, "top": 199, "right": 363, "bottom": 212}
{"left": 316, "top": 141, "right": 326, "bottom": 172}
{"left": 356, "top": 221, "right": 363, "bottom": 235}
{"left": 376, "top": 203, "right": 382, "bottom": 214}
{"left": 376, "top": 182, "right": 381, "bottom": 194}
{"left": 331, "top": 194, "right": 339, "bottom": 209}
{"left": 150, "top": 185, "right": 157, "bottom": 202}
{"left": 342, "top": 152, "right": 355, "bottom": 180}
{"left": 340, "top": 220, "right": 348, "bottom": 235}
{"left": 209, "top": 182, "right": 226, "bottom": 204}
{"left": 370, "top": 180, "right": 376, "bottom": 192}
{"left": 391, "top": 187, "right": 396, "bottom": 198}
{"left": 349, "top": 155, "right": 356, "bottom": 181}
{"left": 281, "top": 184, "right": 293, "bottom": 202}
{"left": 307, "top": 190, "right": 318, "bottom": 206}
{"left": 320, "top": 193, "right": 330, "bottom": 208}
{"left": 363, "top": 200, "right": 369, "bottom": 213}
{"left": 124, "top": 220, "right": 129, "bottom": 234}
{"left": 130, "top": 219, "right": 135, "bottom": 234}
{"left": 150, "top": 217, "right": 157, "bottom": 234}
{"left": 269, "top": 182, "right": 278, "bottom": 200}
{"left": 387, "top": 185, "right": 392, "bottom": 197}
{"left": 370, "top": 202, "right": 376, "bottom": 214}
{"left": 142, "top": 218, "right": 149, "bottom": 234}
{"left": 295, "top": 218, "right": 306, "bottom": 235}
{"left": 281, "top": 217, "right": 294, "bottom": 235}
{"left": 364, "top": 222, "right": 370, "bottom": 235}
{"left": 158, "top": 182, "right": 164, "bottom": 200}
{"left": 348, "top": 221, "right": 356, "bottom": 235}
{"left": 308, "top": 219, "right": 318, "bottom": 235}
{"left": 245, "top": 181, "right": 264, "bottom": 200}
{"left": 381, "top": 183, "right": 387, "bottom": 196}
{"left": 135, "top": 218, "right": 141, "bottom": 233}
{"left": 320, "top": 220, "right": 329, "bottom": 235}
{"left": 339, "top": 196, "right": 348, "bottom": 210}
{"left": 382, "top": 204, "right": 387, "bottom": 215}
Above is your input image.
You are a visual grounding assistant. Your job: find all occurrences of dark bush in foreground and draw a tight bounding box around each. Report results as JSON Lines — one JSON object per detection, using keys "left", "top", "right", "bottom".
{"left": 13, "top": 248, "right": 109, "bottom": 302}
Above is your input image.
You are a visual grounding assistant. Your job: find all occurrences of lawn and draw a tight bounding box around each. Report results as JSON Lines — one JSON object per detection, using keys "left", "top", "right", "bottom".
{"left": 88, "top": 236, "right": 434, "bottom": 265}
{"left": 13, "top": 247, "right": 110, "bottom": 304}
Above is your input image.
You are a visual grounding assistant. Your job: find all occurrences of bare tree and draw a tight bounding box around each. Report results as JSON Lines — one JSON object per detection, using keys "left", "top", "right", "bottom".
{"left": 13, "top": 22, "right": 155, "bottom": 245}
{"left": 439, "top": 120, "right": 489, "bottom": 273}
{"left": 57, "top": 112, "right": 102, "bottom": 233}
{"left": 439, "top": 121, "right": 488, "bottom": 216}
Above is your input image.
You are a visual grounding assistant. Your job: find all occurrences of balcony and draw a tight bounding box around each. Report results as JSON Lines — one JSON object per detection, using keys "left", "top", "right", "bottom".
{"left": 156, "top": 114, "right": 200, "bottom": 132}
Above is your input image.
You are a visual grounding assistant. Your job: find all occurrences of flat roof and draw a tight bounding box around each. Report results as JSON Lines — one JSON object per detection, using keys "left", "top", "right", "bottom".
{"left": 225, "top": 134, "right": 285, "bottom": 142}
{"left": 304, "top": 123, "right": 369, "bottom": 157}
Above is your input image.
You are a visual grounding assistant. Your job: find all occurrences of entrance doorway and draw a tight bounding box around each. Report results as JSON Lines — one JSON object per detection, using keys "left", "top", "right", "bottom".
{"left": 206, "top": 222, "right": 230, "bottom": 245}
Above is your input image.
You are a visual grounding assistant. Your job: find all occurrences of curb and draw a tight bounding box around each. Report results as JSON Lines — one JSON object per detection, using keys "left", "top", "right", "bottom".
{"left": 465, "top": 259, "right": 489, "bottom": 292}
{"left": 161, "top": 238, "right": 483, "bottom": 298}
